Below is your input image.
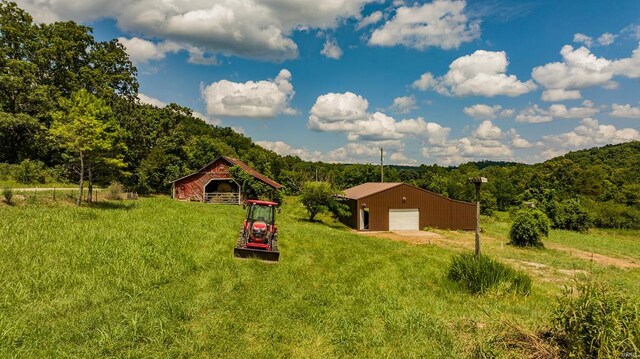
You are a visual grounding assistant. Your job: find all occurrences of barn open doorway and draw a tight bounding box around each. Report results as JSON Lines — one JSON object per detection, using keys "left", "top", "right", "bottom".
{"left": 359, "top": 208, "right": 370, "bottom": 230}
{"left": 204, "top": 179, "right": 240, "bottom": 204}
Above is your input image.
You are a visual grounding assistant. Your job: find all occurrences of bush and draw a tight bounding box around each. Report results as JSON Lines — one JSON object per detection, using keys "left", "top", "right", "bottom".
{"left": 552, "top": 280, "right": 640, "bottom": 358}
{"left": 509, "top": 209, "right": 550, "bottom": 247}
{"left": 2, "top": 187, "right": 13, "bottom": 205}
{"left": 551, "top": 199, "right": 591, "bottom": 232}
{"left": 14, "top": 159, "right": 47, "bottom": 184}
{"left": 587, "top": 201, "right": 640, "bottom": 230}
{"left": 447, "top": 252, "right": 531, "bottom": 295}
{"left": 105, "top": 182, "right": 124, "bottom": 200}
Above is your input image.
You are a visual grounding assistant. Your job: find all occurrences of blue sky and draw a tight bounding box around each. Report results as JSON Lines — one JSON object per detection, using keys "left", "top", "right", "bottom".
{"left": 16, "top": 0, "right": 640, "bottom": 165}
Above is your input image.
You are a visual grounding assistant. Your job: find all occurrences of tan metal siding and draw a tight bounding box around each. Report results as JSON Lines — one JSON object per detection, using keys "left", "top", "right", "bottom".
{"left": 355, "top": 183, "right": 475, "bottom": 231}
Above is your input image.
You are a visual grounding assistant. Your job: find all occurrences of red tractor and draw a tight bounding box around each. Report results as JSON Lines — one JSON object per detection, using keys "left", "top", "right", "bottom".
{"left": 234, "top": 200, "right": 280, "bottom": 261}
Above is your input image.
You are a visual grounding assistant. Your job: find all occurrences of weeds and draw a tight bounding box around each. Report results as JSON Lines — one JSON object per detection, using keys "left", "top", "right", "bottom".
{"left": 448, "top": 252, "right": 532, "bottom": 295}
{"left": 105, "top": 182, "right": 124, "bottom": 200}
{"left": 551, "top": 280, "right": 640, "bottom": 358}
{"left": 2, "top": 187, "right": 13, "bottom": 205}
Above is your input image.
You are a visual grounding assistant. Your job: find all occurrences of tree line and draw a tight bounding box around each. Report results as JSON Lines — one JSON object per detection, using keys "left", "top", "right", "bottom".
{"left": 1, "top": 1, "right": 639, "bottom": 229}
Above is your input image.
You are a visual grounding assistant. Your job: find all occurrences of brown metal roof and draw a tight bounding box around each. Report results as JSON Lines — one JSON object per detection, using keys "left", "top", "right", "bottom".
{"left": 342, "top": 182, "right": 403, "bottom": 200}
{"left": 171, "top": 156, "right": 282, "bottom": 189}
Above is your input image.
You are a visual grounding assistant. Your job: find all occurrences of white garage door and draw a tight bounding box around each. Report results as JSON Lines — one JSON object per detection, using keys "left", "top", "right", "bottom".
{"left": 389, "top": 209, "right": 419, "bottom": 230}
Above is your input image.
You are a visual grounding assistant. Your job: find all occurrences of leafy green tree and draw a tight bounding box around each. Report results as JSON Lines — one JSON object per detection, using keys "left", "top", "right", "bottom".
{"left": 551, "top": 199, "right": 590, "bottom": 232}
{"left": 229, "top": 165, "right": 281, "bottom": 204}
{"left": 0, "top": 112, "right": 48, "bottom": 162}
{"left": 300, "top": 181, "right": 348, "bottom": 221}
{"left": 49, "top": 90, "right": 119, "bottom": 205}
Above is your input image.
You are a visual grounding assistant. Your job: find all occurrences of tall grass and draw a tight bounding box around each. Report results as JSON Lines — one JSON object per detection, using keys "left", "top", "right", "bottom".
{"left": 552, "top": 280, "right": 640, "bottom": 358}
{"left": 1, "top": 197, "right": 636, "bottom": 357}
{"left": 448, "top": 253, "right": 532, "bottom": 295}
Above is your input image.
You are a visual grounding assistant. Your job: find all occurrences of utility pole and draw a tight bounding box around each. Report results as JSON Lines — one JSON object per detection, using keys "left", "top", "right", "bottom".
{"left": 380, "top": 148, "right": 384, "bottom": 183}
{"left": 468, "top": 177, "right": 488, "bottom": 257}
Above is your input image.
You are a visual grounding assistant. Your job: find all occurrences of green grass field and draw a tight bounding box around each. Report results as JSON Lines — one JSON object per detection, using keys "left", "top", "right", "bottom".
{"left": 1, "top": 197, "right": 639, "bottom": 357}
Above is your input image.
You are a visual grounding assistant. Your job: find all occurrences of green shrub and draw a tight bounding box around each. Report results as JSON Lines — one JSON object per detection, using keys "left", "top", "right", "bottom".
{"left": 552, "top": 199, "right": 590, "bottom": 232}
{"left": 0, "top": 163, "right": 12, "bottom": 181}
{"left": 509, "top": 209, "right": 550, "bottom": 247}
{"left": 14, "top": 159, "right": 47, "bottom": 184}
{"left": 105, "top": 182, "right": 124, "bottom": 200}
{"left": 587, "top": 201, "right": 640, "bottom": 230}
{"left": 552, "top": 280, "right": 640, "bottom": 358}
{"left": 2, "top": 187, "right": 13, "bottom": 205}
{"left": 447, "top": 252, "right": 531, "bottom": 295}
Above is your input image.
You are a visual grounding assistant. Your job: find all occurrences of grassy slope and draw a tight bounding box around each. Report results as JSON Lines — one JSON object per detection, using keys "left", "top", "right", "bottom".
{"left": 0, "top": 198, "right": 638, "bottom": 358}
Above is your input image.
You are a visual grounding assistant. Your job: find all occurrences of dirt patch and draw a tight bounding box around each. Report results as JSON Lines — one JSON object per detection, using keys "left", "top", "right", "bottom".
{"left": 358, "top": 230, "right": 474, "bottom": 249}
{"left": 358, "top": 230, "right": 640, "bottom": 270}
{"left": 546, "top": 243, "right": 640, "bottom": 269}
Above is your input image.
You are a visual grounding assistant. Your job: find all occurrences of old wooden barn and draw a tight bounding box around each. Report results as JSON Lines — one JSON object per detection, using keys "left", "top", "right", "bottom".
{"left": 339, "top": 182, "right": 476, "bottom": 231}
{"left": 171, "top": 156, "right": 282, "bottom": 204}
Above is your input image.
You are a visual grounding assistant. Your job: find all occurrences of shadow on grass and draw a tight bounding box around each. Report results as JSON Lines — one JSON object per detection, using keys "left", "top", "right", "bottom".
{"left": 294, "top": 217, "right": 348, "bottom": 230}
{"left": 89, "top": 201, "right": 136, "bottom": 210}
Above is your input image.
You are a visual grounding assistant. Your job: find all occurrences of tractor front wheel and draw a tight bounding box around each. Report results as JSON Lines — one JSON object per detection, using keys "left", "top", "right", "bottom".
{"left": 271, "top": 233, "right": 279, "bottom": 251}
{"left": 237, "top": 230, "right": 247, "bottom": 247}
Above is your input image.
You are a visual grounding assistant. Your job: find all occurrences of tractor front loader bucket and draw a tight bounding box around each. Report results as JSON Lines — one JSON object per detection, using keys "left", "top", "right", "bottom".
{"left": 234, "top": 247, "right": 280, "bottom": 262}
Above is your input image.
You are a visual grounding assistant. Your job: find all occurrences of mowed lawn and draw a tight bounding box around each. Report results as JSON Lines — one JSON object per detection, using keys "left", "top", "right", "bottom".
{"left": 1, "top": 197, "right": 639, "bottom": 358}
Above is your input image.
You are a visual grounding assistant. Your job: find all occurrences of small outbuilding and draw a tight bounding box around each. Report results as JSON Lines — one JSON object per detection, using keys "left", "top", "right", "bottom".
{"left": 171, "top": 156, "right": 282, "bottom": 204}
{"left": 339, "top": 182, "right": 476, "bottom": 231}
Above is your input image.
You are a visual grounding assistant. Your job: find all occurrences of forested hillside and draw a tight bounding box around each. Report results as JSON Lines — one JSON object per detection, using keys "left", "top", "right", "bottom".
{"left": 1, "top": 1, "right": 639, "bottom": 228}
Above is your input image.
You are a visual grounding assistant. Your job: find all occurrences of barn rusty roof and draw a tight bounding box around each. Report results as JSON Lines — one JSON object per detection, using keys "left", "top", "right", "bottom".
{"left": 341, "top": 182, "right": 403, "bottom": 200}
{"left": 170, "top": 156, "right": 282, "bottom": 189}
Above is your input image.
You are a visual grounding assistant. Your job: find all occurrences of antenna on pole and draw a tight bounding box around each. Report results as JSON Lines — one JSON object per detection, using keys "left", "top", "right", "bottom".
{"left": 380, "top": 148, "right": 384, "bottom": 183}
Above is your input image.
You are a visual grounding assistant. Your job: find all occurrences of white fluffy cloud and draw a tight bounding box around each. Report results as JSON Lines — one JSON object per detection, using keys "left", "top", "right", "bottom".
{"left": 390, "top": 95, "right": 417, "bottom": 114}
{"left": 540, "top": 89, "right": 582, "bottom": 102}
{"left": 515, "top": 105, "right": 552, "bottom": 123}
{"left": 473, "top": 120, "right": 503, "bottom": 140}
{"left": 548, "top": 102, "right": 599, "bottom": 119}
{"left": 117, "top": 37, "right": 178, "bottom": 64}
{"left": 369, "top": 0, "right": 479, "bottom": 50}
{"left": 411, "top": 72, "right": 437, "bottom": 91}
{"left": 413, "top": 50, "right": 537, "bottom": 97}
{"left": 610, "top": 104, "right": 640, "bottom": 119}
{"left": 597, "top": 33, "right": 616, "bottom": 46}
{"left": 117, "top": 37, "right": 219, "bottom": 66}
{"left": 257, "top": 139, "right": 411, "bottom": 164}
{"left": 421, "top": 120, "right": 516, "bottom": 165}
{"left": 515, "top": 101, "right": 598, "bottom": 123}
{"left": 256, "top": 141, "right": 322, "bottom": 162}
{"left": 572, "top": 32, "right": 616, "bottom": 47}
{"left": 308, "top": 92, "right": 429, "bottom": 141}
{"left": 16, "top": 0, "right": 377, "bottom": 62}
{"left": 532, "top": 44, "right": 640, "bottom": 101}
{"left": 321, "top": 38, "right": 343, "bottom": 60}
{"left": 543, "top": 118, "right": 640, "bottom": 149}
{"left": 508, "top": 129, "right": 532, "bottom": 149}
{"left": 463, "top": 104, "right": 513, "bottom": 119}
{"left": 201, "top": 69, "right": 296, "bottom": 118}
{"left": 138, "top": 93, "right": 219, "bottom": 125}
{"left": 138, "top": 93, "right": 167, "bottom": 108}
{"left": 356, "top": 10, "right": 383, "bottom": 30}
{"left": 573, "top": 33, "right": 592, "bottom": 47}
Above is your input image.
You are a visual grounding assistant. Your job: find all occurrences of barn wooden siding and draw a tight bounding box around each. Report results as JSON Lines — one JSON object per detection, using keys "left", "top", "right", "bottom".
{"left": 341, "top": 183, "right": 476, "bottom": 231}
{"left": 173, "top": 159, "right": 232, "bottom": 201}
